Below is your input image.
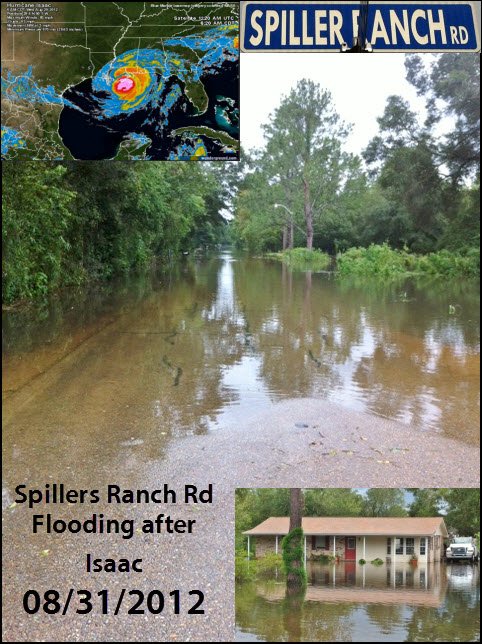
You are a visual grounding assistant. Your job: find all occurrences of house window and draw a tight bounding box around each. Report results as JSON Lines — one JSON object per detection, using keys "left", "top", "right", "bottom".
{"left": 406, "top": 538, "right": 415, "bottom": 555}
{"left": 347, "top": 537, "right": 356, "bottom": 550}
{"left": 435, "top": 536, "right": 440, "bottom": 549}
{"left": 387, "top": 538, "right": 392, "bottom": 554}
{"left": 395, "top": 538, "right": 404, "bottom": 554}
{"left": 314, "top": 536, "right": 330, "bottom": 549}
{"left": 420, "top": 538, "right": 426, "bottom": 555}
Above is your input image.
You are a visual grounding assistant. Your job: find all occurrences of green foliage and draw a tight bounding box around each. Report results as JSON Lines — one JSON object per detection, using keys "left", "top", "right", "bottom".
{"left": 235, "top": 551, "right": 256, "bottom": 582}
{"left": 444, "top": 489, "right": 480, "bottom": 536}
{"left": 268, "top": 248, "right": 331, "bottom": 271}
{"left": 358, "top": 559, "right": 366, "bottom": 565}
{"left": 256, "top": 552, "right": 285, "bottom": 578}
{"left": 405, "top": 53, "right": 480, "bottom": 182}
{"left": 408, "top": 489, "right": 445, "bottom": 518}
{"left": 235, "top": 489, "right": 290, "bottom": 551}
{"left": 363, "top": 489, "right": 408, "bottom": 518}
{"left": 2, "top": 162, "right": 230, "bottom": 304}
{"left": 371, "top": 558, "right": 384, "bottom": 566}
{"left": 337, "top": 244, "right": 479, "bottom": 279}
{"left": 2, "top": 163, "right": 76, "bottom": 303}
{"left": 281, "top": 528, "right": 307, "bottom": 587}
{"left": 337, "top": 244, "right": 411, "bottom": 278}
{"left": 234, "top": 551, "right": 284, "bottom": 583}
{"left": 304, "top": 489, "right": 364, "bottom": 517}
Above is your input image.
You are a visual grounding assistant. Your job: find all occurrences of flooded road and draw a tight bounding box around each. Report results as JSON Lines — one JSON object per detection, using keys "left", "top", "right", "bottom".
{"left": 235, "top": 562, "right": 480, "bottom": 642}
{"left": 4, "top": 252, "right": 480, "bottom": 447}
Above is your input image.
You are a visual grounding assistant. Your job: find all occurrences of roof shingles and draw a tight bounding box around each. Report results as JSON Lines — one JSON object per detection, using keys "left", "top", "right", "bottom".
{"left": 244, "top": 517, "right": 447, "bottom": 536}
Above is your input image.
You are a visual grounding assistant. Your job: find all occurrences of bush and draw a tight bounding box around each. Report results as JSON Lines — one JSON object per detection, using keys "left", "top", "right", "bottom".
{"left": 336, "top": 243, "right": 480, "bottom": 279}
{"left": 359, "top": 558, "right": 366, "bottom": 565}
{"left": 235, "top": 551, "right": 256, "bottom": 582}
{"left": 268, "top": 247, "right": 331, "bottom": 271}
{"left": 371, "top": 558, "right": 384, "bottom": 566}
{"left": 256, "top": 552, "right": 285, "bottom": 577}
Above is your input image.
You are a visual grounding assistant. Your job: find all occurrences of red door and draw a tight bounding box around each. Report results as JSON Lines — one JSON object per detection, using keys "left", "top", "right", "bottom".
{"left": 345, "top": 536, "right": 357, "bottom": 560}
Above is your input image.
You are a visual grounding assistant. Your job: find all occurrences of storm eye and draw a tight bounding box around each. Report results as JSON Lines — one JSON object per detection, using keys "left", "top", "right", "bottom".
{"left": 114, "top": 77, "right": 135, "bottom": 93}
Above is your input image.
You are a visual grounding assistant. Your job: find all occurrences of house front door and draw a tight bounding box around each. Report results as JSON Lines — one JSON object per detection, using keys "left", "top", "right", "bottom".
{"left": 345, "top": 536, "right": 357, "bottom": 560}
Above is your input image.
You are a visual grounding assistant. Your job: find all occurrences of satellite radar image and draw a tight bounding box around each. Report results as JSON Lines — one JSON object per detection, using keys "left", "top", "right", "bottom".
{"left": 1, "top": 2, "right": 239, "bottom": 160}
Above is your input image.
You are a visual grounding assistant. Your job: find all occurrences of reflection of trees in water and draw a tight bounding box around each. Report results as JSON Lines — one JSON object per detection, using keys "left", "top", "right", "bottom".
{"left": 405, "top": 590, "right": 480, "bottom": 642}
{"left": 232, "top": 259, "right": 479, "bottom": 441}
{"left": 283, "top": 589, "right": 305, "bottom": 642}
{"left": 364, "top": 603, "right": 406, "bottom": 634}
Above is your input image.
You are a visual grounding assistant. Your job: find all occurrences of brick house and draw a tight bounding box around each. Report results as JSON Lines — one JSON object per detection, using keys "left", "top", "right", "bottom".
{"left": 243, "top": 517, "right": 448, "bottom": 563}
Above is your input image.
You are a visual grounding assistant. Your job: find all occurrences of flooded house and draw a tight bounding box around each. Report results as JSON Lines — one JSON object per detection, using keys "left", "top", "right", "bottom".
{"left": 244, "top": 517, "right": 448, "bottom": 563}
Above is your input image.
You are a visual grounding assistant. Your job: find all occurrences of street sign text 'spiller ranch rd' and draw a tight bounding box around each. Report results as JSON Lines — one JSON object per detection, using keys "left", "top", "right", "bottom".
{"left": 240, "top": 1, "right": 481, "bottom": 52}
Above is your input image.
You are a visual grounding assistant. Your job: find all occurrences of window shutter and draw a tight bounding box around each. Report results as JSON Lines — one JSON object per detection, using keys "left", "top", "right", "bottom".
{"left": 312, "top": 536, "right": 316, "bottom": 549}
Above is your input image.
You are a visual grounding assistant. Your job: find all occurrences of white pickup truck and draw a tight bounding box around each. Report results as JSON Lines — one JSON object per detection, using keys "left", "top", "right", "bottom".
{"left": 445, "top": 537, "right": 479, "bottom": 562}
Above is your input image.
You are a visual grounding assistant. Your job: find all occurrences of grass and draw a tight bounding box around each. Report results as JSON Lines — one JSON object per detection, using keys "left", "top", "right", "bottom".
{"left": 336, "top": 244, "right": 480, "bottom": 279}
{"left": 268, "top": 247, "right": 331, "bottom": 271}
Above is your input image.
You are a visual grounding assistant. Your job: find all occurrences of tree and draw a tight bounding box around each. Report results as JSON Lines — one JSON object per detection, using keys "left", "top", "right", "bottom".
{"left": 405, "top": 53, "right": 480, "bottom": 182}
{"left": 363, "top": 489, "right": 407, "bottom": 517}
{"left": 262, "top": 79, "right": 350, "bottom": 249}
{"left": 408, "top": 489, "right": 445, "bottom": 517}
{"left": 304, "top": 489, "right": 364, "bottom": 516}
{"left": 444, "top": 489, "right": 480, "bottom": 536}
{"left": 289, "top": 488, "right": 303, "bottom": 532}
{"left": 282, "top": 488, "right": 306, "bottom": 592}
{"left": 2, "top": 161, "right": 230, "bottom": 305}
{"left": 2, "top": 163, "right": 75, "bottom": 303}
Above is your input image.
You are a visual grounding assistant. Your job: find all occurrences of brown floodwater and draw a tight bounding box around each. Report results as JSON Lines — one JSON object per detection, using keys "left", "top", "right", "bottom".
{"left": 3, "top": 252, "right": 479, "bottom": 461}
{"left": 235, "top": 562, "right": 480, "bottom": 642}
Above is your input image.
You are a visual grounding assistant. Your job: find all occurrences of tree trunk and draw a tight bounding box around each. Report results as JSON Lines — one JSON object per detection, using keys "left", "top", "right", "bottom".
{"left": 289, "top": 488, "right": 303, "bottom": 532}
{"left": 289, "top": 218, "right": 294, "bottom": 249}
{"left": 286, "top": 488, "right": 305, "bottom": 591}
{"left": 303, "top": 178, "right": 314, "bottom": 250}
{"left": 282, "top": 225, "right": 288, "bottom": 250}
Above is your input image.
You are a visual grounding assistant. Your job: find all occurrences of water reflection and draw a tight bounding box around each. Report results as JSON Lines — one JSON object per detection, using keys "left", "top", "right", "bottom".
{"left": 235, "top": 563, "right": 480, "bottom": 642}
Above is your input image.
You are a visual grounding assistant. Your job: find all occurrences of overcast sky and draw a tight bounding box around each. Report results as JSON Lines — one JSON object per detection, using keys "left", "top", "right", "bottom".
{"left": 240, "top": 53, "right": 430, "bottom": 156}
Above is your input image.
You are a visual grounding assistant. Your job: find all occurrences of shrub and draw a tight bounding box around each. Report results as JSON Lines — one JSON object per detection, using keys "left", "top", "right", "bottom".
{"left": 268, "top": 247, "right": 331, "bottom": 271}
{"left": 235, "top": 551, "right": 256, "bottom": 582}
{"left": 371, "top": 558, "right": 384, "bottom": 566}
{"left": 256, "top": 552, "right": 285, "bottom": 577}
{"left": 336, "top": 243, "right": 480, "bottom": 279}
{"left": 359, "top": 558, "right": 366, "bottom": 565}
